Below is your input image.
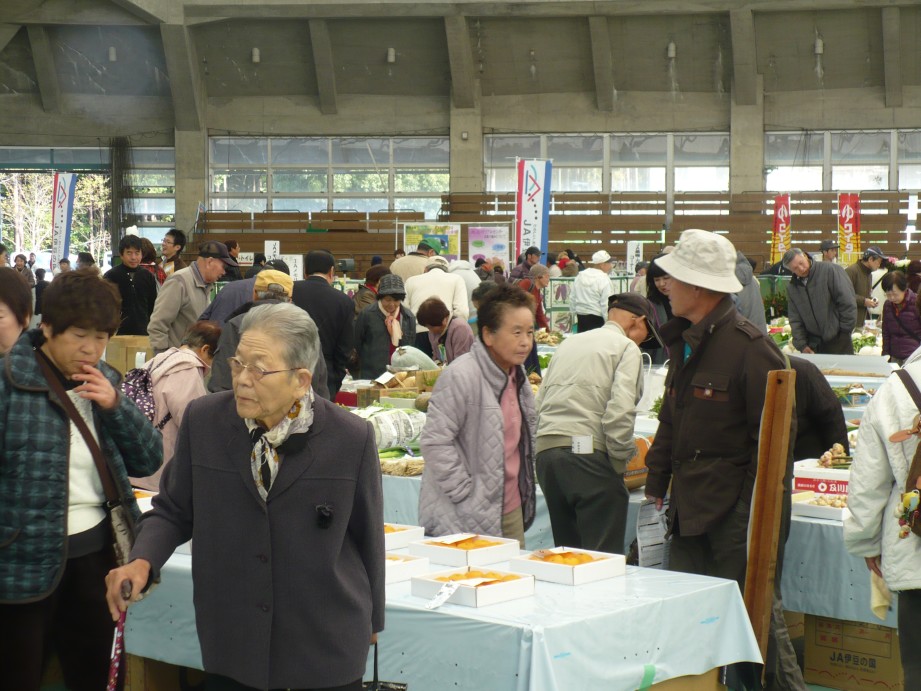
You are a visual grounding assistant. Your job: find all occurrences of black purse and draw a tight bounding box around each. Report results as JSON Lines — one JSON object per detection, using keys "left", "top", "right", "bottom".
{"left": 363, "top": 643, "right": 408, "bottom": 691}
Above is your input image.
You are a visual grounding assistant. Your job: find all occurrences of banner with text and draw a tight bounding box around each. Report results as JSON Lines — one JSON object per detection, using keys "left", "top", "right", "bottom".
{"left": 468, "top": 225, "right": 512, "bottom": 271}
{"left": 515, "top": 159, "right": 552, "bottom": 260}
{"left": 403, "top": 223, "right": 461, "bottom": 261}
{"left": 838, "top": 193, "right": 861, "bottom": 256}
{"left": 770, "top": 194, "right": 792, "bottom": 264}
{"left": 51, "top": 172, "right": 77, "bottom": 265}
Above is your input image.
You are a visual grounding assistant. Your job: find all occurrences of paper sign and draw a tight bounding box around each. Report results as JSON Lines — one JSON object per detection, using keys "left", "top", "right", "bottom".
{"left": 571, "top": 436, "right": 593, "bottom": 454}
{"left": 424, "top": 582, "right": 459, "bottom": 610}
{"left": 264, "top": 240, "right": 281, "bottom": 259}
{"left": 428, "top": 533, "right": 477, "bottom": 545}
{"left": 237, "top": 252, "right": 254, "bottom": 266}
{"left": 280, "top": 254, "right": 303, "bottom": 281}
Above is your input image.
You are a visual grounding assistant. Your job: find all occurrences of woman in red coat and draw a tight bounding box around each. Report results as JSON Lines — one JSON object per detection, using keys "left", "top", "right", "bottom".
{"left": 517, "top": 263, "right": 550, "bottom": 330}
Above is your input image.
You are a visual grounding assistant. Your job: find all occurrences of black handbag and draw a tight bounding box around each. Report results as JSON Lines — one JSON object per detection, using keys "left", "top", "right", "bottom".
{"left": 363, "top": 643, "right": 407, "bottom": 691}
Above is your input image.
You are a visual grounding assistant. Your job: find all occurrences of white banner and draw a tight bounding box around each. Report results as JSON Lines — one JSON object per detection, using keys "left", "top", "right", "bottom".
{"left": 264, "top": 240, "right": 281, "bottom": 260}
{"left": 280, "top": 254, "right": 303, "bottom": 281}
{"left": 515, "top": 159, "right": 552, "bottom": 260}
{"left": 626, "top": 241, "right": 644, "bottom": 275}
{"left": 51, "top": 172, "right": 77, "bottom": 264}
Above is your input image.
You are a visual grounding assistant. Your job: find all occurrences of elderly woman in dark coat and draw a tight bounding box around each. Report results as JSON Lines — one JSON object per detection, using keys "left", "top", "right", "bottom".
{"left": 354, "top": 273, "right": 417, "bottom": 379}
{"left": 106, "top": 302, "right": 385, "bottom": 691}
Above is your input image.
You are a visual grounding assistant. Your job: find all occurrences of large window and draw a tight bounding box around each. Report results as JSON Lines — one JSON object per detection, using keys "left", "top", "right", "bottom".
{"left": 128, "top": 148, "right": 176, "bottom": 242}
{"left": 209, "top": 137, "right": 449, "bottom": 217}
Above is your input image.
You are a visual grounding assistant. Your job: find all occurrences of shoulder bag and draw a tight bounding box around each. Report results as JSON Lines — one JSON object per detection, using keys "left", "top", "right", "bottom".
{"left": 894, "top": 369, "right": 921, "bottom": 539}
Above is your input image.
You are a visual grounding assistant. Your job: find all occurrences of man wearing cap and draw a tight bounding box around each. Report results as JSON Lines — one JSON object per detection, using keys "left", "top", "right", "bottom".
{"left": 820, "top": 239, "right": 839, "bottom": 264}
{"left": 208, "top": 269, "right": 330, "bottom": 400}
{"left": 535, "top": 292, "right": 661, "bottom": 553}
{"left": 570, "top": 250, "right": 614, "bottom": 332}
{"left": 845, "top": 246, "right": 884, "bottom": 326}
{"left": 782, "top": 248, "right": 857, "bottom": 354}
{"left": 199, "top": 259, "right": 291, "bottom": 324}
{"left": 148, "top": 241, "right": 236, "bottom": 354}
{"left": 509, "top": 246, "right": 542, "bottom": 281}
{"left": 644, "top": 229, "right": 786, "bottom": 594}
{"left": 405, "top": 256, "right": 469, "bottom": 357}
{"left": 390, "top": 240, "right": 437, "bottom": 283}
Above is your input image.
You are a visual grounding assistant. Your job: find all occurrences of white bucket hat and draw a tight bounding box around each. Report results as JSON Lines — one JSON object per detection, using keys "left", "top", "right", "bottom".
{"left": 655, "top": 229, "right": 742, "bottom": 293}
{"left": 590, "top": 250, "right": 612, "bottom": 265}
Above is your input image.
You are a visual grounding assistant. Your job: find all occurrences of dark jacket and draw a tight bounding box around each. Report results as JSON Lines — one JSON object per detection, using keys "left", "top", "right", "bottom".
{"left": 789, "top": 356, "right": 849, "bottom": 462}
{"left": 509, "top": 261, "right": 531, "bottom": 281}
{"left": 882, "top": 290, "right": 921, "bottom": 362}
{"left": 732, "top": 252, "right": 767, "bottom": 332}
{"left": 199, "top": 277, "right": 256, "bottom": 323}
{"left": 644, "top": 296, "right": 786, "bottom": 536}
{"left": 103, "top": 263, "right": 159, "bottom": 335}
{"left": 0, "top": 330, "right": 163, "bottom": 602}
{"left": 244, "top": 263, "right": 265, "bottom": 279}
{"left": 34, "top": 279, "right": 50, "bottom": 315}
{"left": 844, "top": 260, "right": 875, "bottom": 326}
{"left": 786, "top": 258, "right": 857, "bottom": 351}
{"left": 353, "top": 284, "right": 377, "bottom": 318}
{"left": 131, "top": 392, "right": 385, "bottom": 690}
{"left": 208, "top": 300, "right": 331, "bottom": 401}
{"left": 354, "top": 303, "right": 416, "bottom": 379}
{"left": 292, "top": 276, "right": 355, "bottom": 396}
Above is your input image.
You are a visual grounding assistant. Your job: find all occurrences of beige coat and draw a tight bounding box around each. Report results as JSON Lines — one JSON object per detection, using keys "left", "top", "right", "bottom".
{"left": 147, "top": 262, "right": 211, "bottom": 353}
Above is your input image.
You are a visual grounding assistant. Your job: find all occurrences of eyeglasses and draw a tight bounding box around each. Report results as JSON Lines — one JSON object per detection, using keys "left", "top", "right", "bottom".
{"left": 161, "top": 238, "right": 175, "bottom": 246}
{"left": 227, "top": 357, "right": 299, "bottom": 382}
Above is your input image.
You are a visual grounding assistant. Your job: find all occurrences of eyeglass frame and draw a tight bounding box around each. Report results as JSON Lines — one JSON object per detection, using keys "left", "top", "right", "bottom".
{"left": 227, "top": 356, "right": 302, "bottom": 382}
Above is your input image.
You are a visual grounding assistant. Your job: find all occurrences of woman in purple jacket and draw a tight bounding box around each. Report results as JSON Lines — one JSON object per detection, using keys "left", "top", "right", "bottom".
{"left": 416, "top": 297, "right": 475, "bottom": 365}
{"left": 881, "top": 271, "right": 921, "bottom": 365}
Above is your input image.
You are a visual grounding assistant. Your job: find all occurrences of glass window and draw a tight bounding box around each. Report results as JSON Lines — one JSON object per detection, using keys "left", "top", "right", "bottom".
{"left": 765, "top": 166, "right": 823, "bottom": 192}
{"left": 611, "top": 167, "right": 665, "bottom": 192}
{"left": 484, "top": 136, "right": 541, "bottom": 166}
{"left": 210, "top": 138, "right": 268, "bottom": 166}
{"left": 899, "top": 132, "right": 921, "bottom": 163}
{"left": 486, "top": 168, "right": 519, "bottom": 193}
{"left": 0, "top": 147, "right": 53, "bottom": 166}
{"left": 394, "top": 170, "right": 449, "bottom": 193}
{"left": 831, "top": 132, "right": 889, "bottom": 164}
{"left": 271, "top": 198, "right": 328, "bottom": 212}
{"left": 899, "top": 164, "right": 921, "bottom": 190}
{"left": 611, "top": 135, "right": 667, "bottom": 164}
{"left": 332, "top": 197, "right": 389, "bottom": 213}
{"left": 211, "top": 170, "right": 267, "bottom": 194}
{"left": 547, "top": 136, "right": 603, "bottom": 165}
{"left": 831, "top": 165, "right": 888, "bottom": 191}
{"left": 553, "top": 168, "right": 602, "bottom": 192}
{"left": 272, "top": 171, "right": 327, "bottom": 194}
{"left": 765, "top": 133, "right": 824, "bottom": 165}
{"left": 131, "top": 149, "right": 175, "bottom": 166}
{"left": 673, "top": 135, "right": 729, "bottom": 165}
{"left": 270, "top": 138, "right": 328, "bottom": 165}
{"left": 52, "top": 149, "right": 107, "bottom": 166}
{"left": 394, "top": 197, "right": 442, "bottom": 218}
{"left": 332, "top": 170, "right": 388, "bottom": 194}
{"left": 131, "top": 198, "right": 176, "bottom": 216}
{"left": 331, "top": 138, "right": 389, "bottom": 165}
{"left": 128, "top": 171, "right": 175, "bottom": 195}
{"left": 675, "top": 166, "right": 729, "bottom": 192}
{"left": 392, "top": 138, "right": 449, "bottom": 165}
{"left": 209, "top": 197, "right": 268, "bottom": 212}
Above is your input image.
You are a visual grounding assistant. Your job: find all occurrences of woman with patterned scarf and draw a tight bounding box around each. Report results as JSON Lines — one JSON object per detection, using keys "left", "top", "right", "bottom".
{"left": 105, "top": 302, "right": 385, "bottom": 691}
{"left": 353, "top": 273, "right": 417, "bottom": 379}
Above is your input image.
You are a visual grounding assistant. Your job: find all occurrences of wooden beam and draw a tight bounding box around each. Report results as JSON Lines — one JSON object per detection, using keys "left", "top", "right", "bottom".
{"left": 160, "top": 24, "right": 202, "bottom": 131}
{"left": 26, "top": 26, "right": 61, "bottom": 113}
{"left": 588, "top": 16, "right": 614, "bottom": 112}
{"left": 882, "top": 7, "right": 902, "bottom": 108}
{"left": 308, "top": 19, "right": 338, "bottom": 115}
{"left": 0, "top": 24, "right": 21, "bottom": 53}
{"left": 0, "top": 0, "right": 152, "bottom": 26}
{"left": 444, "top": 16, "right": 476, "bottom": 109}
{"left": 730, "top": 8, "right": 757, "bottom": 106}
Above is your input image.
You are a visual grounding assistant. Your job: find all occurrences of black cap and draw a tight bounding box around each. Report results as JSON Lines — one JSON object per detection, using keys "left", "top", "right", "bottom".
{"left": 819, "top": 239, "right": 839, "bottom": 251}
{"left": 525, "top": 246, "right": 542, "bottom": 257}
{"left": 865, "top": 246, "right": 884, "bottom": 259}
{"left": 265, "top": 258, "right": 290, "bottom": 275}
{"left": 198, "top": 241, "right": 238, "bottom": 267}
{"left": 608, "top": 292, "right": 663, "bottom": 348}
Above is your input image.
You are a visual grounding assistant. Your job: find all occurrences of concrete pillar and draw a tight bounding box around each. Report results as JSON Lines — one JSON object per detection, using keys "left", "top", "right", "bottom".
{"left": 174, "top": 129, "right": 208, "bottom": 235}
{"left": 730, "top": 75, "right": 764, "bottom": 195}
{"left": 449, "top": 90, "right": 484, "bottom": 193}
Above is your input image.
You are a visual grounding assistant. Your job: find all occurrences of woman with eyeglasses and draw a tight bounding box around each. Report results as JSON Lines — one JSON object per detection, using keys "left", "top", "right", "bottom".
{"left": 106, "top": 302, "right": 384, "bottom": 691}
{"left": 881, "top": 271, "right": 921, "bottom": 365}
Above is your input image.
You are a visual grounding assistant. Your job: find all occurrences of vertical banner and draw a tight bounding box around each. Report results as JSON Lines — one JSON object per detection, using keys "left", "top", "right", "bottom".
{"left": 468, "top": 225, "right": 512, "bottom": 271}
{"left": 51, "top": 172, "right": 77, "bottom": 264}
{"left": 625, "top": 241, "right": 644, "bottom": 275}
{"left": 403, "top": 223, "right": 461, "bottom": 261}
{"left": 770, "top": 194, "right": 792, "bottom": 264}
{"left": 264, "top": 240, "right": 281, "bottom": 260}
{"left": 515, "top": 159, "right": 552, "bottom": 260}
{"left": 838, "top": 193, "right": 861, "bottom": 255}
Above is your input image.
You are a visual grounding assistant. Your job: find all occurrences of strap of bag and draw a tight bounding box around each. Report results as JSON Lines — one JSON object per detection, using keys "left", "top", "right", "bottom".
{"left": 897, "top": 369, "right": 921, "bottom": 411}
{"left": 35, "top": 351, "right": 121, "bottom": 507}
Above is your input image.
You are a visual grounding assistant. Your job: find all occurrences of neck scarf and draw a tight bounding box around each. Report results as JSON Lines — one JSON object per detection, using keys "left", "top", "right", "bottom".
{"left": 378, "top": 301, "right": 403, "bottom": 347}
{"left": 244, "top": 391, "right": 314, "bottom": 501}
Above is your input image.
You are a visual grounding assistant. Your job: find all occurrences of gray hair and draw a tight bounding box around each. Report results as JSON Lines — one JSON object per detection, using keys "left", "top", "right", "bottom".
{"left": 781, "top": 248, "right": 805, "bottom": 269}
{"left": 240, "top": 303, "right": 320, "bottom": 373}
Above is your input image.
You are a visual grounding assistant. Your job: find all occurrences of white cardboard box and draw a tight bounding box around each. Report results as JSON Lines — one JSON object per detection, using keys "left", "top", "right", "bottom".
{"left": 385, "top": 554, "right": 430, "bottom": 584}
{"left": 408, "top": 534, "right": 521, "bottom": 566}
{"left": 508, "top": 547, "right": 626, "bottom": 585}
{"left": 384, "top": 524, "right": 425, "bottom": 551}
{"left": 793, "top": 459, "right": 850, "bottom": 495}
{"left": 791, "top": 491, "right": 846, "bottom": 521}
{"left": 410, "top": 567, "right": 535, "bottom": 607}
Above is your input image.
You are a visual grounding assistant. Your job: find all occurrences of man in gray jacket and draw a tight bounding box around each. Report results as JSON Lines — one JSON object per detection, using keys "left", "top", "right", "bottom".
{"left": 535, "top": 292, "right": 661, "bottom": 553}
{"left": 783, "top": 248, "right": 857, "bottom": 355}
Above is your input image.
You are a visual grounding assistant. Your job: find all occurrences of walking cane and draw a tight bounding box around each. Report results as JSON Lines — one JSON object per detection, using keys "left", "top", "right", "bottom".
{"left": 107, "top": 580, "right": 132, "bottom": 691}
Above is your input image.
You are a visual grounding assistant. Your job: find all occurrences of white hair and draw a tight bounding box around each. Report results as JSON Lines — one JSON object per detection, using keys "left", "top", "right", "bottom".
{"left": 240, "top": 303, "right": 320, "bottom": 372}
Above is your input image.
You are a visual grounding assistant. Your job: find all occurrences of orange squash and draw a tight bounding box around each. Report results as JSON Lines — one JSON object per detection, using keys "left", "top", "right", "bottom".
{"left": 624, "top": 436, "right": 654, "bottom": 490}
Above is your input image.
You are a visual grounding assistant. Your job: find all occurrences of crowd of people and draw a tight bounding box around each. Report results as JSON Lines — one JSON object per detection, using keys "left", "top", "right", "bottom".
{"left": 4, "top": 227, "right": 921, "bottom": 690}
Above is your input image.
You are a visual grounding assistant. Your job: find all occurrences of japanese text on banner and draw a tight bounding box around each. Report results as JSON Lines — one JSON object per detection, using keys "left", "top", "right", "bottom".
{"left": 771, "top": 194, "right": 792, "bottom": 264}
{"left": 838, "top": 193, "right": 861, "bottom": 256}
{"left": 51, "top": 172, "right": 77, "bottom": 266}
{"left": 515, "top": 160, "right": 552, "bottom": 260}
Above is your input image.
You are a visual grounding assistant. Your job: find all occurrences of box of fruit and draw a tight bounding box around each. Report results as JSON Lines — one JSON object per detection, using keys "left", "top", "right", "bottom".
{"left": 793, "top": 459, "right": 849, "bottom": 495}
{"left": 791, "top": 491, "right": 847, "bottom": 520}
{"left": 408, "top": 533, "right": 521, "bottom": 566}
{"left": 410, "top": 567, "right": 535, "bottom": 607}
{"left": 384, "top": 523, "right": 425, "bottom": 551}
{"left": 509, "top": 547, "right": 626, "bottom": 585}
{"left": 384, "top": 553, "right": 430, "bottom": 584}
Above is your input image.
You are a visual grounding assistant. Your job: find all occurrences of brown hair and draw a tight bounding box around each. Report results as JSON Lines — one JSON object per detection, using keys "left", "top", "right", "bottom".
{"left": 0, "top": 267, "right": 32, "bottom": 328}
{"left": 416, "top": 297, "right": 450, "bottom": 328}
{"left": 365, "top": 265, "right": 391, "bottom": 286}
{"left": 140, "top": 237, "right": 159, "bottom": 264}
{"left": 476, "top": 282, "right": 535, "bottom": 343}
{"left": 42, "top": 268, "right": 121, "bottom": 336}
{"left": 181, "top": 320, "right": 222, "bottom": 353}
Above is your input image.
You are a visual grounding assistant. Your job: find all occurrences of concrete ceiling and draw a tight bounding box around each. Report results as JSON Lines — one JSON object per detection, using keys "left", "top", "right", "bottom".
{"left": 0, "top": 0, "right": 918, "bottom": 111}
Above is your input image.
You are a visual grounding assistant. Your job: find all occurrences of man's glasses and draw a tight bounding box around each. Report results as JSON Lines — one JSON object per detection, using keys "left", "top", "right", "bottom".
{"left": 161, "top": 239, "right": 175, "bottom": 246}
{"left": 227, "top": 357, "right": 299, "bottom": 382}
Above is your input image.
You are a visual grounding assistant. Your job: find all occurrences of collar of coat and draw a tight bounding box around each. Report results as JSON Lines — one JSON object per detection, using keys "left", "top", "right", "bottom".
{"left": 469, "top": 340, "right": 525, "bottom": 401}
{"left": 659, "top": 294, "right": 737, "bottom": 353}
{"left": 4, "top": 329, "right": 122, "bottom": 392}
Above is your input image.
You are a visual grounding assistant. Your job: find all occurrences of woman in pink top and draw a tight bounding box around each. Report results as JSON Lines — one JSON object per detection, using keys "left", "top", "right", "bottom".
{"left": 416, "top": 297, "right": 475, "bottom": 365}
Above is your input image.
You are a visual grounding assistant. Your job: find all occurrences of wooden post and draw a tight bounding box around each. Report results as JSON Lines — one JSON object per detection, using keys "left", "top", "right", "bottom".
{"left": 744, "top": 368, "right": 796, "bottom": 662}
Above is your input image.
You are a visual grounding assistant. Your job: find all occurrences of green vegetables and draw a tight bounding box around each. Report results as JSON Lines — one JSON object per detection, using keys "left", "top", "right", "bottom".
{"left": 650, "top": 396, "right": 664, "bottom": 415}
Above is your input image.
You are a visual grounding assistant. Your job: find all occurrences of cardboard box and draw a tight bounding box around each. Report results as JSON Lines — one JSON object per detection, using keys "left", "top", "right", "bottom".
{"left": 355, "top": 385, "right": 381, "bottom": 408}
{"left": 408, "top": 534, "right": 521, "bottom": 566}
{"left": 105, "top": 335, "right": 153, "bottom": 375}
{"left": 385, "top": 553, "right": 430, "bottom": 584}
{"left": 384, "top": 523, "right": 425, "bottom": 551}
{"left": 508, "top": 547, "right": 626, "bottom": 585}
{"left": 794, "top": 459, "right": 849, "bottom": 495}
{"left": 410, "top": 567, "right": 535, "bottom": 607}
{"left": 804, "top": 615, "right": 903, "bottom": 691}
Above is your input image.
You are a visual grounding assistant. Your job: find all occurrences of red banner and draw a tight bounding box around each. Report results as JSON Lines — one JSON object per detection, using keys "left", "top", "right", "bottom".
{"left": 770, "top": 194, "right": 791, "bottom": 263}
{"left": 838, "top": 193, "right": 861, "bottom": 255}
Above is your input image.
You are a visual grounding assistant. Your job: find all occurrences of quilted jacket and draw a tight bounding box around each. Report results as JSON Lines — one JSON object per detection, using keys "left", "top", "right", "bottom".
{"left": 0, "top": 330, "right": 163, "bottom": 603}
{"left": 418, "top": 341, "right": 537, "bottom": 537}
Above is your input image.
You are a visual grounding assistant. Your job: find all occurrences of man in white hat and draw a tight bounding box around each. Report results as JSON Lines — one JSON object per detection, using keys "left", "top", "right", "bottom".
{"left": 569, "top": 249, "right": 613, "bottom": 332}
{"left": 404, "top": 255, "right": 469, "bottom": 357}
